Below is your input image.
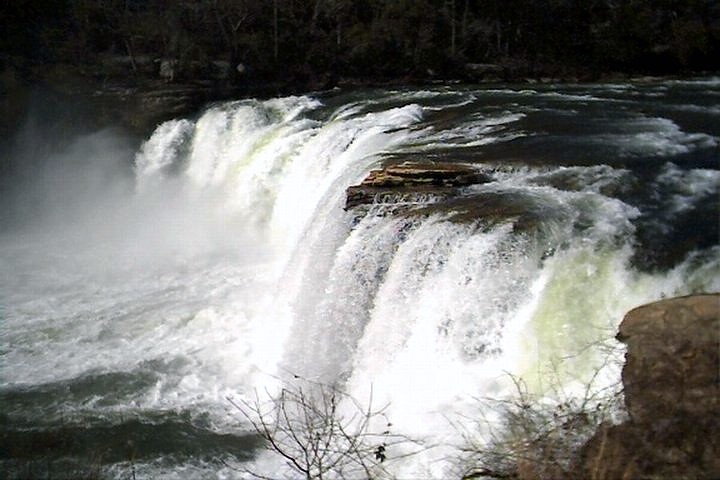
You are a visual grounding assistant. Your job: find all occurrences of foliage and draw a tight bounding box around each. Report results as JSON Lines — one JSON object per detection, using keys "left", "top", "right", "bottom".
{"left": 2, "top": 0, "right": 718, "bottom": 82}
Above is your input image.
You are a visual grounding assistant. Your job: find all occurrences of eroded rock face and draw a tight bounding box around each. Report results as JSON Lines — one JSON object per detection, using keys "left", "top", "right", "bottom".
{"left": 579, "top": 294, "right": 720, "bottom": 480}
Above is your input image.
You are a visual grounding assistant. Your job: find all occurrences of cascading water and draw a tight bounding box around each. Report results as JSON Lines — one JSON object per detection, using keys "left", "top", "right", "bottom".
{"left": 1, "top": 79, "right": 718, "bottom": 479}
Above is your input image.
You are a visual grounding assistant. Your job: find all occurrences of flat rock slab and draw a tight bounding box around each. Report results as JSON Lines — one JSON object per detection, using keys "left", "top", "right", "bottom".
{"left": 345, "top": 161, "right": 491, "bottom": 210}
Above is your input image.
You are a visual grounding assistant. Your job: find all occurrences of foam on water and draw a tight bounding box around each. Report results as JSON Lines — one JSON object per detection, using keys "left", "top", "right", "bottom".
{"left": 654, "top": 163, "right": 720, "bottom": 215}
{"left": 583, "top": 116, "right": 719, "bottom": 157}
{"left": 668, "top": 76, "right": 720, "bottom": 87}
{"left": 404, "top": 111, "right": 527, "bottom": 149}
{"left": 135, "top": 119, "right": 195, "bottom": 187}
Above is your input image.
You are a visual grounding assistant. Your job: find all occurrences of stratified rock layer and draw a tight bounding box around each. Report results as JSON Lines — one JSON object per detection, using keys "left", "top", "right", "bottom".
{"left": 345, "top": 161, "right": 491, "bottom": 210}
{"left": 580, "top": 294, "right": 720, "bottom": 480}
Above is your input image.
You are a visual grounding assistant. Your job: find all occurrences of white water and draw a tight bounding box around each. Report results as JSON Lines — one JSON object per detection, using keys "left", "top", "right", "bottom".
{"left": 2, "top": 86, "right": 719, "bottom": 478}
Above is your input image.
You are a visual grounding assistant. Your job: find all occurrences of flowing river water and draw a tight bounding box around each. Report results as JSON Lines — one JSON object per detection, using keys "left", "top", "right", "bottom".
{"left": 1, "top": 79, "right": 719, "bottom": 478}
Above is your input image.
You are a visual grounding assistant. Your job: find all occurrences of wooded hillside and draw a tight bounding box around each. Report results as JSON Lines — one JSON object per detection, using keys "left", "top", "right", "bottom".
{"left": 3, "top": 0, "right": 719, "bottom": 85}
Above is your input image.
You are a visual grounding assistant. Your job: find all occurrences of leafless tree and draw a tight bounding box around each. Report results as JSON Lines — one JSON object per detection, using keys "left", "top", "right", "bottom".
{"left": 229, "top": 379, "right": 420, "bottom": 479}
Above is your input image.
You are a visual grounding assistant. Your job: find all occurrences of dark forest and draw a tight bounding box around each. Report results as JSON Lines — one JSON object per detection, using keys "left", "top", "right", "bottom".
{"left": 3, "top": 0, "right": 719, "bottom": 86}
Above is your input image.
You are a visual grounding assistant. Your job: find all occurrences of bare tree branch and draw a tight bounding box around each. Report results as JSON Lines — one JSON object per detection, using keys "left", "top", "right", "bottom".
{"left": 228, "top": 376, "right": 424, "bottom": 479}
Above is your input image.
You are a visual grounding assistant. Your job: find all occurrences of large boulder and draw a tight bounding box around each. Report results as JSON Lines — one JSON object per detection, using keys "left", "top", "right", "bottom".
{"left": 579, "top": 294, "right": 720, "bottom": 480}
{"left": 618, "top": 294, "right": 719, "bottom": 424}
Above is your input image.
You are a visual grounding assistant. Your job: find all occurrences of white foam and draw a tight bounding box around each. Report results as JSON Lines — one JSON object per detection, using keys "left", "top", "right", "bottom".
{"left": 655, "top": 162, "right": 720, "bottom": 215}
{"left": 135, "top": 119, "right": 195, "bottom": 189}
{"left": 667, "top": 76, "right": 720, "bottom": 87}
{"left": 402, "top": 111, "right": 526, "bottom": 150}
{"left": 595, "top": 116, "right": 718, "bottom": 157}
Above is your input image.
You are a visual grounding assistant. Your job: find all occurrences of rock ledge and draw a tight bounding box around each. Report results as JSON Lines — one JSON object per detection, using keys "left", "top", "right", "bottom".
{"left": 345, "top": 161, "right": 491, "bottom": 210}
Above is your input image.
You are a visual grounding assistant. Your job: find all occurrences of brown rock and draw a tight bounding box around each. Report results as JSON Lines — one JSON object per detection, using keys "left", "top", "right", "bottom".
{"left": 618, "top": 294, "right": 719, "bottom": 424}
{"left": 578, "top": 294, "right": 720, "bottom": 480}
{"left": 345, "top": 161, "right": 491, "bottom": 210}
{"left": 363, "top": 162, "right": 489, "bottom": 187}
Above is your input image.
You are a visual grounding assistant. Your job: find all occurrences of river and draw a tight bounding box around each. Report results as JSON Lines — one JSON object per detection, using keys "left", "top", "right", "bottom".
{"left": 1, "top": 79, "right": 718, "bottom": 478}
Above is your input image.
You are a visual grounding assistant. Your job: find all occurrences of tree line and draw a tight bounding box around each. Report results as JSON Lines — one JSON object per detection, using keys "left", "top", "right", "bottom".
{"left": 3, "top": 0, "right": 719, "bottom": 85}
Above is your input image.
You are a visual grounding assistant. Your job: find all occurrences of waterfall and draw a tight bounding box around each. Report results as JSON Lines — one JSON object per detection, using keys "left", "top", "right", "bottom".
{"left": 3, "top": 81, "right": 718, "bottom": 479}
{"left": 130, "top": 87, "right": 719, "bottom": 476}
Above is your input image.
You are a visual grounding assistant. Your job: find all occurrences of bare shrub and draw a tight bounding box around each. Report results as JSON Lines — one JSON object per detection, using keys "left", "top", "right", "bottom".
{"left": 229, "top": 378, "right": 419, "bottom": 479}
{"left": 453, "top": 365, "right": 625, "bottom": 480}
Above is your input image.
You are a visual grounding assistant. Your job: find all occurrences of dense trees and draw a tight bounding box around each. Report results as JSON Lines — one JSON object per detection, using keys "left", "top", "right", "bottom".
{"left": 2, "top": 0, "right": 718, "bottom": 84}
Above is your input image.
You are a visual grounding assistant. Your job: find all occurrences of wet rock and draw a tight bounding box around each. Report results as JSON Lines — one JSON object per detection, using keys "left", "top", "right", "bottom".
{"left": 345, "top": 161, "right": 491, "bottom": 210}
{"left": 411, "top": 191, "right": 557, "bottom": 233}
{"left": 579, "top": 294, "right": 720, "bottom": 480}
{"left": 346, "top": 185, "right": 457, "bottom": 214}
{"left": 345, "top": 162, "right": 573, "bottom": 236}
{"left": 361, "top": 161, "right": 490, "bottom": 188}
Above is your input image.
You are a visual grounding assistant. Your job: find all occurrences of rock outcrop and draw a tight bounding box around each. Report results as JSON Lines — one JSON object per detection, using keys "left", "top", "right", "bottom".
{"left": 579, "top": 294, "right": 720, "bottom": 480}
{"left": 344, "top": 162, "right": 567, "bottom": 234}
{"left": 618, "top": 294, "right": 719, "bottom": 424}
{"left": 345, "top": 161, "right": 492, "bottom": 210}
